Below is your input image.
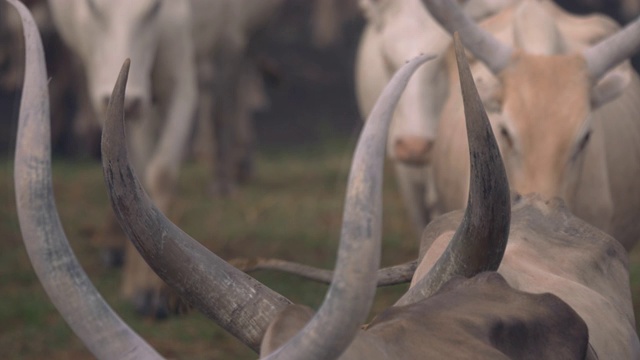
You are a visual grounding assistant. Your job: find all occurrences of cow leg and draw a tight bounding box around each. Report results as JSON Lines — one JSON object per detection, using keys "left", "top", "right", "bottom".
{"left": 394, "top": 163, "right": 431, "bottom": 240}
{"left": 69, "top": 57, "right": 102, "bottom": 158}
{"left": 120, "top": 240, "right": 172, "bottom": 318}
{"left": 211, "top": 48, "right": 244, "bottom": 196}
{"left": 117, "top": 11, "right": 198, "bottom": 317}
{"left": 191, "top": 59, "right": 216, "bottom": 164}
{"left": 233, "top": 59, "right": 266, "bottom": 185}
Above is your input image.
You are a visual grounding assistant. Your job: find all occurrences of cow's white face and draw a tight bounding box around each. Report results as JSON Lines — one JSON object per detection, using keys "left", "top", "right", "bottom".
{"left": 491, "top": 52, "right": 608, "bottom": 202}
{"left": 74, "top": 0, "right": 164, "bottom": 121}
{"left": 368, "top": 1, "right": 450, "bottom": 165}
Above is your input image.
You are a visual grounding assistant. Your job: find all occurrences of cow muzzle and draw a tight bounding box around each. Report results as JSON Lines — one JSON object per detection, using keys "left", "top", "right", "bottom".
{"left": 393, "top": 136, "right": 433, "bottom": 166}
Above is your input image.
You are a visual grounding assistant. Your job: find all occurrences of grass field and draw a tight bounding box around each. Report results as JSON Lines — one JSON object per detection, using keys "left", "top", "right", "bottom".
{"left": 0, "top": 138, "right": 419, "bottom": 359}
{"left": 1, "top": 138, "right": 640, "bottom": 359}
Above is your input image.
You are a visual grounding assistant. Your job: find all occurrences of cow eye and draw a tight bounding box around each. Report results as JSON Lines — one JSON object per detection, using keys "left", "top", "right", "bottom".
{"left": 143, "top": 0, "right": 162, "bottom": 23}
{"left": 573, "top": 131, "right": 591, "bottom": 161}
{"left": 499, "top": 126, "right": 513, "bottom": 149}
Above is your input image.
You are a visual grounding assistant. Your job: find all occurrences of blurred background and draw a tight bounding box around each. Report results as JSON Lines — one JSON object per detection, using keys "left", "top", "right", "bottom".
{"left": 1, "top": 0, "right": 640, "bottom": 359}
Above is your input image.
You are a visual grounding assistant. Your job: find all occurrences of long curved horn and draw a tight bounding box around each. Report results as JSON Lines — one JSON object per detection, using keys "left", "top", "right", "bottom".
{"left": 230, "top": 257, "right": 418, "bottom": 287}
{"left": 102, "top": 60, "right": 290, "bottom": 353}
{"left": 103, "top": 52, "right": 433, "bottom": 357}
{"left": 262, "top": 53, "right": 435, "bottom": 359}
{"left": 421, "top": 0, "right": 513, "bottom": 74}
{"left": 583, "top": 16, "right": 640, "bottom": 80}
{"left": 396, "top": 33, "right": 511, "bottom": 306}
{"left": 10, "top": 1, "right": 162, "bottom": 359}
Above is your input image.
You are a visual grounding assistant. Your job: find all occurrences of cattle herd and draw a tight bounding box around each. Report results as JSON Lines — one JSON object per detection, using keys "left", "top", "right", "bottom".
{"left": 7, "top": 0, "right": 640, "bottom": 358}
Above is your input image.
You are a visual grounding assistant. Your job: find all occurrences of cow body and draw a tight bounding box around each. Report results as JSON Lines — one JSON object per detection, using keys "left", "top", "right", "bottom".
{"left": 429, "top": 0, "right": 640, "bottom": 250}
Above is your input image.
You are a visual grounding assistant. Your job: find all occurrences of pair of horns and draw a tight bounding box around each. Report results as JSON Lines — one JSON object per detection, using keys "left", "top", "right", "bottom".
{"left": 12, "top": 0, "right": 509, "bottom": 357}
{"left": 422, "top": 0, "right": 640, "bottom": 80}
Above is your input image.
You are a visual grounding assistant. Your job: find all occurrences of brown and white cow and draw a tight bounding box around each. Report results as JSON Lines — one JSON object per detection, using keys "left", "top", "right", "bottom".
{"left": 422, "top": 0, "right": 640, "bottom": 251}
{"left": 13, "top": 1, "right": 639, "bottom": 357}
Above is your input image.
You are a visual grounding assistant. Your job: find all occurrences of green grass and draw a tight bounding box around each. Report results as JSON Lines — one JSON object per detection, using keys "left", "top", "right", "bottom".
{"left": 2, "top": 138, "right": 640, "bottom": 359}
{"left": 0, "top": 138, "right": 416, "bottom": 359}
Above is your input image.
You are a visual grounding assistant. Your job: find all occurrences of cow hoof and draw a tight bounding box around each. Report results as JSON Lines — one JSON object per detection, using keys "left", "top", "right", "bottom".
{"left": 132, "top": 290, "right": 169, "bottom": 320}
{"left": 100, "top": 247, "right": 124, "bottom": 268}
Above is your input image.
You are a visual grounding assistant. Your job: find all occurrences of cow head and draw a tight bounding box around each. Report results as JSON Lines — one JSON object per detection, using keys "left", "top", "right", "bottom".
{"left": 48, "top": 0, "right": 169, "bottom": 121}
{"left": 357, "top": 0, "right": 450, "bottom": 165}
{"left": 423, "top": 0, "right": 639, "bottom": 203}
{"left": 357, "top": 0, "right": 515, "bottom": 165}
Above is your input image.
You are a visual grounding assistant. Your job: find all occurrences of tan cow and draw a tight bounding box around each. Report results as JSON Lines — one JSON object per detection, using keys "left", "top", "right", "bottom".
{"left": 13, "top": 1, "right": 638, "bottom": 357}
{"left": 423, "top": 0, "right": 640, "bottom": 251}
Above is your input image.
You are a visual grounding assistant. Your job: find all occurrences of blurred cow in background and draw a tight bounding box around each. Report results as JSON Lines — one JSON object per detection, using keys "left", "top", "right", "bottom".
{"left": 424, "top": 0, "right": 640, "bottom": 251}
{"left": 47, "top": 0, "right": 199, "bottom": 317}
{"left": 46, "top": 0, "right": 283, "bottom": 317}
{"left": 190, "top": 0, "right": 283, "bottom": 195}
{"left": 354, "top": 0, "right": 514, "bottom": 238}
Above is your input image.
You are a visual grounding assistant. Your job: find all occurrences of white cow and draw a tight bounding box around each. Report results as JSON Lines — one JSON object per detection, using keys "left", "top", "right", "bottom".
{"left": 46, "top": 0, "right": 282, "bottom": 316}
{"left": 355, "top": 0, "right": 514, "bottom": 238}
{"left": 47, "top": 0, "right": 198, "bottom": 316}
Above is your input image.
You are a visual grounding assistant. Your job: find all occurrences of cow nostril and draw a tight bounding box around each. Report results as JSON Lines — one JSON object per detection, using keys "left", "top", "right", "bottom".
{"left": 394, "top": 137, "right": 432, "bottom": 166}
{"left": 101, "top": 96, "right": 111, "bottom": 113}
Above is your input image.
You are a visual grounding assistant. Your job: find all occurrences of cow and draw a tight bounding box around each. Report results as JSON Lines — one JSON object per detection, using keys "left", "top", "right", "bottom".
{"left": 188, "top": 0, "right": 283, "bottom": 194}
{"left": 13, "top": 1, "right": 639, "bottom": 357}
{"left": 45, "top": 0, "right": 200, "bottom": 316}
{"left": 354, "top": 0, "right": 516, "bottom": 239}
{"left": 418, "top": 0, "right": 640, "bottom": 251}
{"left": 45, "top": 0, "right": 283, "bottom": 316}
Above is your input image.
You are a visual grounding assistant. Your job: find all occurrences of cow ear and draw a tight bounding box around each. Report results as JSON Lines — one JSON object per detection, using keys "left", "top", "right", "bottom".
{"left": 591, "top": 66, "right": 631, "bottom": 108}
